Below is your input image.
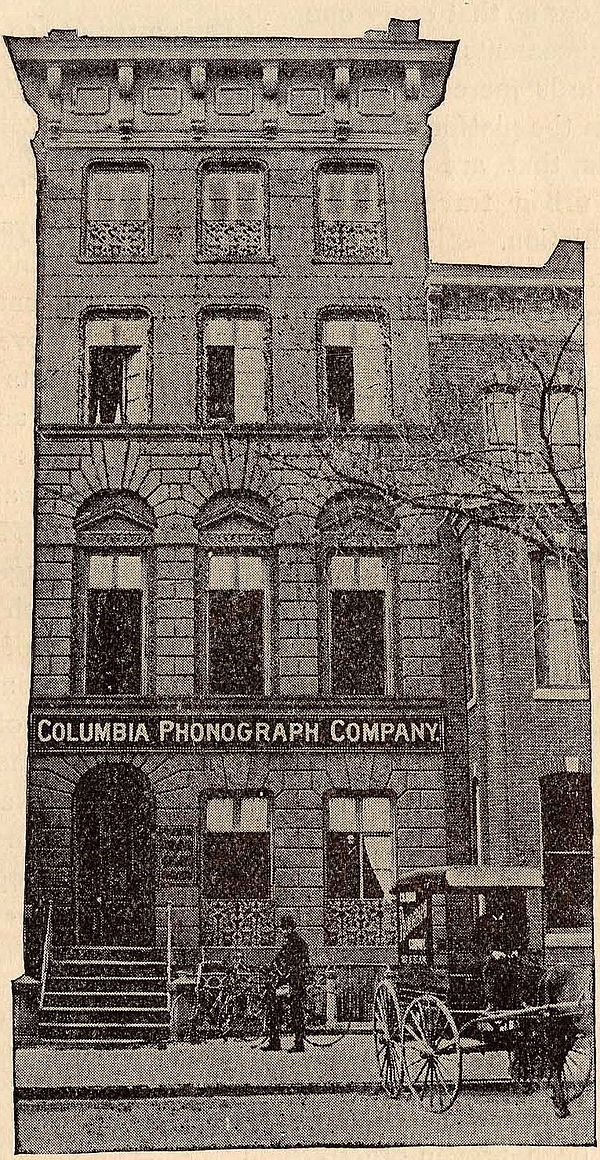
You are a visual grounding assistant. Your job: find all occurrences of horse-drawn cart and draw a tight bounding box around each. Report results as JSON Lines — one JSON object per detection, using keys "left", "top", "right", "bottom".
{"left": 373, "top": 865, "right": 594, "bottom": 1114}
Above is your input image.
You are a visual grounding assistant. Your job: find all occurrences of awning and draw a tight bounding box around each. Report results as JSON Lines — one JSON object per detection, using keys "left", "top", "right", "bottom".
{"left": 392, "top": 864, "right": 544, "bottom": 893}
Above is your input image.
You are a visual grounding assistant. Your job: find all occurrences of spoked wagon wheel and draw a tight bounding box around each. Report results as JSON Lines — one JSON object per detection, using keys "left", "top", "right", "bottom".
{"left": 539, "top": 962, "right": 595, "bottom": 1109}
{"left": 561, "top": 967, "right": 595, "bottom": 1103}
{"left": 373, "top": 979, "right": 405, "bottom": 1097}
{"left": 401, "top": 993, "right": 462, "bottom": 1112}
{"left": 560, "top": 1024, "right": 594, "bottom": 1104}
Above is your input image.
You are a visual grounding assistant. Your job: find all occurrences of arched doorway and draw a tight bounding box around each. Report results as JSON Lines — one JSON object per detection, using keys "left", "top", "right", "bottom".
{"left": 74, "top": 764, "right": 156, "bottom": 946}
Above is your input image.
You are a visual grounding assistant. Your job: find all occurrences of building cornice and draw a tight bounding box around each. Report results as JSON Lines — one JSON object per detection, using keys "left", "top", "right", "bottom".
{"left": 6, "top": 34, "right": 458, "bottom": 68}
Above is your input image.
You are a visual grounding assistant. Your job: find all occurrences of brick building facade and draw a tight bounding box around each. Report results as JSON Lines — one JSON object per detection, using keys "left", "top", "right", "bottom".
{"left": 7, "top": 19, "right": 591, "bottom": 1032}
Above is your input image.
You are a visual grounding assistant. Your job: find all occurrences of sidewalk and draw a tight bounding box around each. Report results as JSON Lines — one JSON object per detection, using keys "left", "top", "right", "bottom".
{"left": 15, "top": 1034, "right": 509, "bottom": 1099}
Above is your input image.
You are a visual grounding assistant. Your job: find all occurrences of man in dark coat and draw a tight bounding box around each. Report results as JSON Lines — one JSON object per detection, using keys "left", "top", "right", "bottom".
{"left": 263, "top": 914, "right": 310, "bottom": 1052}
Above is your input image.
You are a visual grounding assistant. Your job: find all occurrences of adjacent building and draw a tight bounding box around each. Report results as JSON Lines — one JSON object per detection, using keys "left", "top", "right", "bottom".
{"left": 7, "top": 18, "right": 591, "bottom": 1040}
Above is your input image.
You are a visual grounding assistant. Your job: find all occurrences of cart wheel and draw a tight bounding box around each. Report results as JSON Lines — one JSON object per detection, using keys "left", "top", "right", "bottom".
{"left": 560, "top": 1025, "right": 594, "bottom": 1104}
{"left": 401, "top": 993, "right": 462, "bottom": 1112}
{"left": 373, "top": 979, "right": 405, "bottom": 1097}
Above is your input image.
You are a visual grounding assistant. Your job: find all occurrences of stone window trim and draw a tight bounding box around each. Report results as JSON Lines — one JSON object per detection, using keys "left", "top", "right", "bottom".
{"left": 529, "top": 550, "right": 589, "bottom": 695}
{"left": 194, "top": 547, "right": 279, "bottom": 699}
{"left": 538, "top": 768, "right": 593, "bottom": 933}
{"left": 462, "top": 554, "right": 477, "bottom": 708}
{"left": 199, "top": 790, "right": 274, "bottom": 900}
{"left": 313, "top": 160, "right": 387, "bottom": 262}
{"left": 81, "top": 161, "right": 154, "bottom": 263}
{"left": 197, "top": 306, "right": 273, "bottom": 427}
{"left": 78, "top": 307, "right": 154, "bottom": 428}
{"left": 318, "top": 546, "right": 398, "bottom": 699}
{"left": 482, "top": 383, "right": 522, "bottom": 449}
{"left": 197, "top": 159, "right": 270, "bottom": 263}
{"left": 71, "top": 544, "right": 157, "bottom": 699}
{"left": 316, "top": 306, "right": 392, "bottom": 426}
{"left": 323, "top": 790, "right": 397, "bottom": 900}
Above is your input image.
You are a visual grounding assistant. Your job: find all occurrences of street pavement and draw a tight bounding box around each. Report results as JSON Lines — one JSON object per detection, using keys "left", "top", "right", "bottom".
{"left": 14, "top": 1034, "right": 595, "bottom": 1152}
{"left": 15, "top": 1032, "right": 508, "bottom": 1096}
{"left": 16, "top": 1087, "right": 595, "bottom": 1152}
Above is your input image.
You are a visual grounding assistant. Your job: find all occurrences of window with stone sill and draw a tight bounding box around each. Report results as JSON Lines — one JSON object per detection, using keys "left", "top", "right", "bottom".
{"left": 320, "top": 312, "right": 390, "bottom": 425}
{"left": 200, "top": 165, "right": 267, "bottom": 259}
{"left": 202, "top": 311, "right": 270, "bottom": 425}
{"left": 201, "top": 794, "right": 272, "bottom": 900}
{"left": 82, "top": 552, "right": 147, "bottom": 696}
{"left": 316, "top": 164, "right": 385, "bottom": 260}
{"left": 324, "top": 794, "right": 397, "bottom": 947}
{"left": 540, "top": 770, "right": 592, "bottom": 930}
{"left": 544, "top": 377, "right": 583, "bottom": 457}
{"left": 327, "top": 553, "right": 393, "bottom": 696}
{"left": 530, "top": 552, "right": 589, "bottom": 690}
{"left": 484, "top": 386, "right": 520, "bottom": 447}
{"left": 204, "top": 554, "right": 272, "bottom": 696}
{"left": 83, "top": 312, "right": 151, "bottom": 426}
{"left": 84, "top": 164, "right": 151, "bottom": 260}
{"left": 463, "top": 557, "right": 477, "bottom": 705}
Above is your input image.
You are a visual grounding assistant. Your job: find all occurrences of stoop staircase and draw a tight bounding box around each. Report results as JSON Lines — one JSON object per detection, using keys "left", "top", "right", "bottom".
{"left": 38, "top": 946, "right": 171, "bottom": 1046}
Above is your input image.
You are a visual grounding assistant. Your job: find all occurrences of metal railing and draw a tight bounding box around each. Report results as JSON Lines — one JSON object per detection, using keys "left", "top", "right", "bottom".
{"left": 166, "top": 901, "right": 173, "bottom": 1010}
{"left": 39, "top": 900, "right": 53, "bottom": 1007}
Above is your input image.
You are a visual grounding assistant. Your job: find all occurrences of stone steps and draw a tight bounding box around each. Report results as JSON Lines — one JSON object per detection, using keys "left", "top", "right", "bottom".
{"left": 39, "top": 947, "right": 171, "bottom": 1044}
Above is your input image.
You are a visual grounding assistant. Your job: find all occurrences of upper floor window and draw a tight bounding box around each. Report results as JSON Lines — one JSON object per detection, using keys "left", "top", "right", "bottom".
{"left": 202, "top": 794, "right": 271, "bottom": 899}
{"left": 84, "top": 312, "right": 151, "bottom": 426}
{"left": 326, "top": 794, "right": 394, "bottom": 900}
{"left": 316, "top": 164, "right": 385, "bottom": 260}
{"left": 202, "top": 310, "right": 270, "bottom": 424}
{"left": 544, "top": 384, "right": 583, "bottom": 452}
{"left": 328, "top": 553, "right": 392, "bottom": 696}
{"left": 84, "top": 164, "right": 151, "bottom": 261}
{"left": 83, "top": 552, "right": 146, "bottom": 695}
{"left": 484, "top": 388, "right": 520, "bottom": 447}
{"left": 205, "top": 554, "right": 271, "bottom": 696}
{"left": 201, "top": 165, "right": 267, "bottom": 259}
{"left": 540, "top": 770, "right": 592, "bottom": 929}
{"left": 531, "top": 552, "right": 589, "bottom": 690}
{"left": 463, "top": 557, "right": 477, "bottom": 705}
{"left": 320, "top": 311, "right": 390, "bottom": 425}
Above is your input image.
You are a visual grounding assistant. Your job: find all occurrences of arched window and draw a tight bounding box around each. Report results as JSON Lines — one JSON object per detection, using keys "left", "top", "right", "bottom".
{"left": 84, "top": 162, "right": 152, "bottom": 260}
{"left": 315, "top": 162, "right": 386, "bottom": 260}
{"left": 195, "top": 491, "right": 277, "bottom": 696}
{"left": 318, "top": 492, "right": 397, "bottom": 696}
{"left": 200, "top": 161, "right": 267, "bottom": 259}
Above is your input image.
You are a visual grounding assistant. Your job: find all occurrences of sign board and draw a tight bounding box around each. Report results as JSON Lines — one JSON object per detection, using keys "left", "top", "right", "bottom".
{"left": 32, "top": 711, "right": 445, "bottom": 752}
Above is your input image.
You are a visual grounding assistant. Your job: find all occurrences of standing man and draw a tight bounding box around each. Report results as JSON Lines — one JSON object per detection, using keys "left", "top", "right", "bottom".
{"left": 263, "top": 914, "right": 310, "bottom": 1052}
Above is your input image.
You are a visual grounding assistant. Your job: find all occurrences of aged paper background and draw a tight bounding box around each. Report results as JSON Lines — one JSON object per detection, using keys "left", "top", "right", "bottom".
{"left": 0, "top": 0, "right": 597, "bottom": 1156}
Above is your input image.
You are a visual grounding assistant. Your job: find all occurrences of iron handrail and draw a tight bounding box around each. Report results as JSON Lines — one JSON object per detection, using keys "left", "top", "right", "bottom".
{"left": 39, "top": 900, "right": 53, "bottom": 1007}
{"left": 166, "top": 901, "right": 173, "bottom": 1010}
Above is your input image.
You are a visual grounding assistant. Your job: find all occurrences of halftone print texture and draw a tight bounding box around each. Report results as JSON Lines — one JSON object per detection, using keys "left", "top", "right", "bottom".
{"left": 6, "top": 16, "right": 594, "bottom": 1153}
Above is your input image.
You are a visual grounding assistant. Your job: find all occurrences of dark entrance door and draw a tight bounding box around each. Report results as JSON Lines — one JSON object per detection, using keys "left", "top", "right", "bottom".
{"left": 74, "top": 764, "right": 156, "bottom": 946}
